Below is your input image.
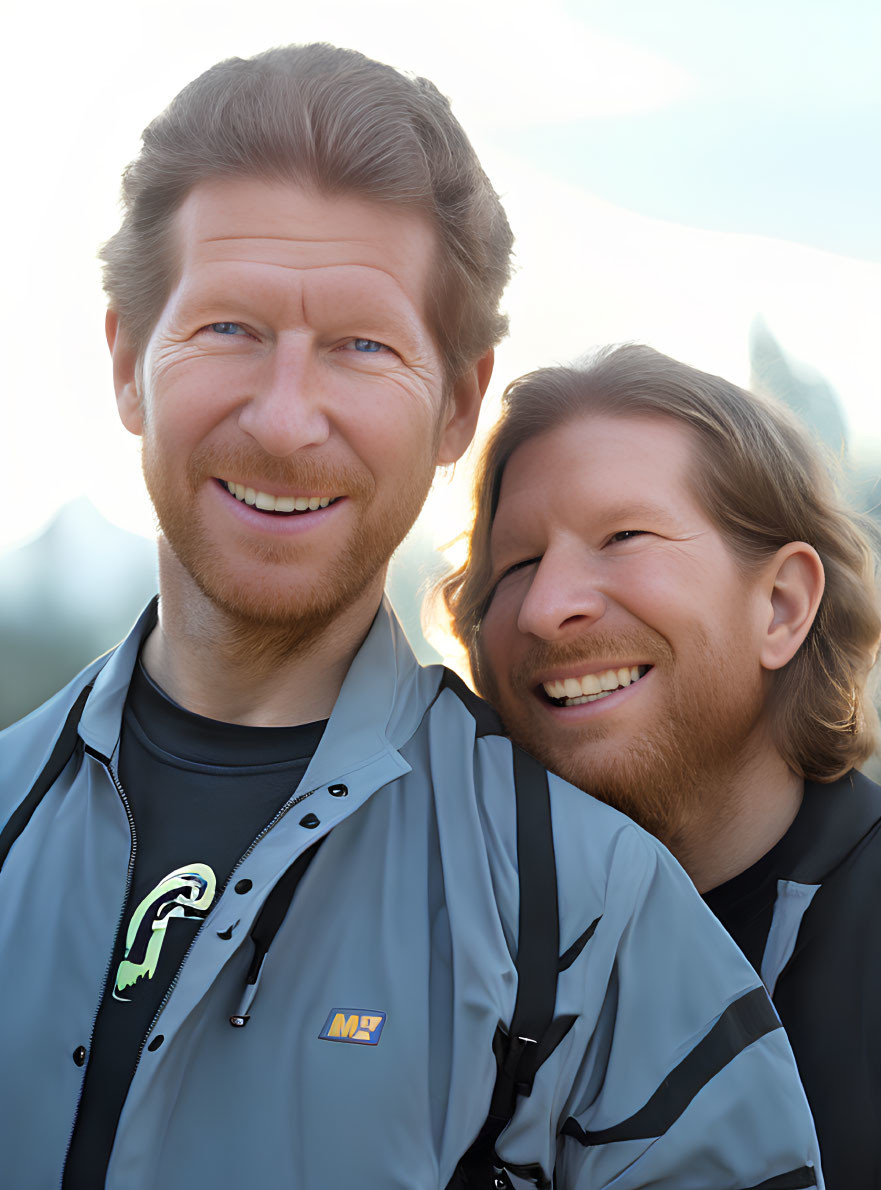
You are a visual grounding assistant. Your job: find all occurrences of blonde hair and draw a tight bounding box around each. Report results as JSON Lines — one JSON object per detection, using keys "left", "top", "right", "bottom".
{"left": 100, "top": 44, "right": 513, "bottom": 381}
{"left": 444, "top": 344, "right": 881, "bottom": 781}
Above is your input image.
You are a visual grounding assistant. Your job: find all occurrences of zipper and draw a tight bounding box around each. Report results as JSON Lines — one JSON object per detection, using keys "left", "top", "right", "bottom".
{"left": 59, "top": 755, "right": 138, "bottom": 1187}
{"left": 130, "top": 781, "right": 318, "bottom": 1070}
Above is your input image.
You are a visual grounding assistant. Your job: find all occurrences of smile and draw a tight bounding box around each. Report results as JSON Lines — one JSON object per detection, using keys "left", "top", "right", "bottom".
{"left": 543, "top": 665, "right": 651, "bottom": 706}
{"left": 219, "top": 479, "right": 336, "bottom": 514}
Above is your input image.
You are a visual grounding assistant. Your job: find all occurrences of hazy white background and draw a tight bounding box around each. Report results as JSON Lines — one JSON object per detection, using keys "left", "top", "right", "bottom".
{"left": 2, "top": 0, "right": 879, "bottom": 574}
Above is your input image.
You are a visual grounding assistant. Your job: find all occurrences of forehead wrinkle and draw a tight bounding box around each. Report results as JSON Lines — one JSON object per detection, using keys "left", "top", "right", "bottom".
{"left": 201, "top": 233, "right": 392, "bottom": 245}
{"left": 182, "top": 257, "right": 421, "bottom": 316}
{"left": 194, "top": 249, "right": 424, "bottom": 312}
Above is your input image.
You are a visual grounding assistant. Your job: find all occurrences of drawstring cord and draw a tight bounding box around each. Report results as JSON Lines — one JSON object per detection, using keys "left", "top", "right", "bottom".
{"left": 229, "top": 837, "right": 324, "bottom": 1027}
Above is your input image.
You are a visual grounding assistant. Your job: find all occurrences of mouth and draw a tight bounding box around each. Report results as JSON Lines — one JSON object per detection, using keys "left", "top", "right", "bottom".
{"left": 217, "top": 478, "right": 339, "bottom": 516}
{"left": 542, "top": 665, "right": 652, "bottom": 707}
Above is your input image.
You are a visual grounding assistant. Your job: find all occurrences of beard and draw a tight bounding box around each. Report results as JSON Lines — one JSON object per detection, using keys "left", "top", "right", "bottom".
{"left": 142, "top": 436, "right": 439, "bottom": 667}
{"left": 478, "top": 627, "right": 765, "bottom": 850}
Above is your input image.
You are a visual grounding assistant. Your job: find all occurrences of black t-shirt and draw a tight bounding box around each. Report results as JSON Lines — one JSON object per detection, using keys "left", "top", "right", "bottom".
{"left": 701, "top": 844, "right": 781, "bottom": 973}
{"left": 63, "top": 660, "right": 325, "bottom": 1189}
{"left": 702, "top": 787, "right": 826, "bottom": 972}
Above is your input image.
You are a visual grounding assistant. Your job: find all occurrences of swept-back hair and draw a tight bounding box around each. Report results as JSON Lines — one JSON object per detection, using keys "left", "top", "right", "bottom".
{"left": 100, "top": 43, "right": 513, "bottom": 381}
{"left": 443, "top": 344, "right": 881, "bottom": 780}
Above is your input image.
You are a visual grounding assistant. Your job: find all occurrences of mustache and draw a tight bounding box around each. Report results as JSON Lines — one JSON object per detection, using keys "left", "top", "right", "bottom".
{"left": 185, "top": 443, "right": 374, "bottom": 497}
{"left": 503, "top": 629, "right": 673, "bottom": 690}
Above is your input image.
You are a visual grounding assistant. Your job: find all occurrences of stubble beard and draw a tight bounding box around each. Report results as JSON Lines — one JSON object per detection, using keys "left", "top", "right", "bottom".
{"left": 142, "top": 438, "right": 439, "bottom": 669}
{"left": 480, "top": 628, "right": 764, "bottom": 851}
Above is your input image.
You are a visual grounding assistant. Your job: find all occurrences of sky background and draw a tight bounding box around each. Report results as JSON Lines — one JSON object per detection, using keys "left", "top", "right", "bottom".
{"left": 2, "top": 0, "right": 879, "bottom": 566}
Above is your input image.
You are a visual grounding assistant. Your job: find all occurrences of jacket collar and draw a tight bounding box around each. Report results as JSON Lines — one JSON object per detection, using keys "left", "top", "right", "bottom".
{"left": 298, "top": 595, "right": 440, "bottom": 791}
{"left": 783, "top": 770, "right": 881, "bottom": 884}
{"left": 76, "top": 595, "right": 441, "bottom": 776}
{"left": 77, "top": 598, "right": 159, "bottom": 760}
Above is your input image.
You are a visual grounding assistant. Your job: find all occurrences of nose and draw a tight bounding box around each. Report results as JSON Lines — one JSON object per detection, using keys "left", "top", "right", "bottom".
{"left": 516, "top": 547, "right": 607, "bottom": 640}
{"left": 236, "top": 333, "right": 331, "bottom": 457}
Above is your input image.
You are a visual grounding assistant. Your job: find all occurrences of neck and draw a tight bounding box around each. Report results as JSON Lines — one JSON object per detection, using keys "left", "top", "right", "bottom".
{"left": 141, "top": 542, "right": 385, "bottom": 726}
{"left": 669, "top": 744, "right": 804, "bottom": 894}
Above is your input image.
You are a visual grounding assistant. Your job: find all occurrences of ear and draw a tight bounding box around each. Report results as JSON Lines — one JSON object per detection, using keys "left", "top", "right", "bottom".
{"left": 759, "top": 542, "right": 825, "bottom": 671}
{"left": 436, "top": 348, "right": 494, "bottom": 466}
{"left": 106, "top": 309, "right": 144, "bottom": 436}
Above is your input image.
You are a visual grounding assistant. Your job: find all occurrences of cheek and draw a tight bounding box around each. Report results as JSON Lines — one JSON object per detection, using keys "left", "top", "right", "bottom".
{"left": 343, "top": 396, "right": 442, "bottom": 469}
{"left": 620, "top": 558, "right": 717, "bottom": 631}
{"left": 144, "top": 366, "right": 240, "bottom": 443}
{"left": 479, "top": 600, "right": 521, "bottom": 680}
{"left": 616, "top": 575, "right": 682, "bottom": 635}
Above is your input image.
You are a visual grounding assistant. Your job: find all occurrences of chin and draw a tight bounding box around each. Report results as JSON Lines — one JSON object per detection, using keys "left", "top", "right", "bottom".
{"left": 187, "top": 541, "right": 380, "bottom": 629}
{"left": 521, "top": 738, "right": 687, "bottom": 844}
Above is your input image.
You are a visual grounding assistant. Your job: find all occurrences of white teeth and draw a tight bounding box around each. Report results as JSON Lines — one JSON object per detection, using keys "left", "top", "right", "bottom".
{"left": 223, "top": 481, "right": 335, "bottom": 514}
{"left": 562, "top": 690, "right": 616, "bottom": 706}
{"left": 543, "top": 665, "right": 649, "bottom": 705}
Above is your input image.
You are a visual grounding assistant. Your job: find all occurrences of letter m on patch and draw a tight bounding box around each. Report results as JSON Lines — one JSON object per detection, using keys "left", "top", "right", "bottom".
{"left": 319, "top": 1007, "right": 386, "bottom": 1045}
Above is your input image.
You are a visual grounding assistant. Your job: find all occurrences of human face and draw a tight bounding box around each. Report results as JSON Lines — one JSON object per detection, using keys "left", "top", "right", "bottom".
{"left": 112, "top": 178, "right": 485, "bottom": 639}
{"left": 478, "top": 413, "right": 772, "bottom": 845}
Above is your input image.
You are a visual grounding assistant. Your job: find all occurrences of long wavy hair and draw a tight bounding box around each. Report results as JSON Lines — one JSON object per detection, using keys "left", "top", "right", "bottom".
{"left": 443, "top": 344, "right": 881, "bottom": 781}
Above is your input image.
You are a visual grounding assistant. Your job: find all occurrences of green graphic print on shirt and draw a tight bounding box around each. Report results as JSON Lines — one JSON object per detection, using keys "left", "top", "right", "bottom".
{"left": 113, "top": 863, "right": 216, "bottom": 1000}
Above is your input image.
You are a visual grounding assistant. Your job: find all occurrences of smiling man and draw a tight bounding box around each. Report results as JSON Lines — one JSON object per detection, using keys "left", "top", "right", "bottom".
{"left": 445, "top": 344, "right": 881, "bottom": 1187}
{"left": 0, "top": 50, "right": 824, "bottom": 1190}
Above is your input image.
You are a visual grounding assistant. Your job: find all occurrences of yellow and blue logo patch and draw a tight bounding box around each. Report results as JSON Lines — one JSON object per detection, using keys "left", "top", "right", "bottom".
{"left": 319, "top": 1008, "right": 387, "bottom": 1045}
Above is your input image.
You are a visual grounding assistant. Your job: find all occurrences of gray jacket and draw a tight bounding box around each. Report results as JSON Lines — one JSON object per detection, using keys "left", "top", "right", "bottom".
{"left": 0, "top": 600, "right": 823, "bottom": 1188}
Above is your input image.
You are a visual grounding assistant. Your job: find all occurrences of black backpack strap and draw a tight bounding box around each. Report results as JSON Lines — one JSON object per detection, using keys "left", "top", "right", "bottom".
{"left": 448, "top": 748, "right": 568, "bottom": 1190}
{"left": 0, "top": 683, "right": 94, "bottom": 874}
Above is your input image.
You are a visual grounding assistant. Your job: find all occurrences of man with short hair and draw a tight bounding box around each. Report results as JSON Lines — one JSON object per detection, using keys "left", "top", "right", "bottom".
{"left": 1, "top": 51, "right": 822, "bottom": 1189}
{"left": 445, "top": 343, "right": 881, "bottom": 1187}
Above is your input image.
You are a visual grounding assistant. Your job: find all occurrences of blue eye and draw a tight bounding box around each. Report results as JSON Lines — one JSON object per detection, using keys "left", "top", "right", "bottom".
{"left": 352, "top": 338, "right": 384, "bottom": 353}
{"left": 209, "top": 322, "right": 244, "bottom": 335}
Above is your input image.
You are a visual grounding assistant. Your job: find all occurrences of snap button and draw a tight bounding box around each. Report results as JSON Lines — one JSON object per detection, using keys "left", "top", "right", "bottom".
{"left": 229, "top": 1014, "right": 250, "bottom": 1028}
{"left": 328, "top": 783, "right": 348, "bottom": 797}
{"left": 147, "top": 1034, "right": 164, "bottom": 1052}
{"left": 72, "top": 1045, "right": 87, "bottom": 1067}
{"left": 234, "top": 879, "right": 252, "bottom": 894}
{"left": 300, "top": 812, "right": 320, "bottom": 828}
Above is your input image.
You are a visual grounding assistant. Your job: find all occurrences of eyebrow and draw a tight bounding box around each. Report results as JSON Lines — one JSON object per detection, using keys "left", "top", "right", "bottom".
{"left": 588, "top": 499, "right": 678, "bottom": 525}
{"left": 492, "top": 498, "right": 678, "bottom": 552}
{"left": 174, "top": 277, "right": 428, "bottom": 340}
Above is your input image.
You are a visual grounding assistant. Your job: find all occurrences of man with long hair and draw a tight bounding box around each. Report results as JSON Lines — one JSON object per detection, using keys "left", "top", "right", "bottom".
{"left": 445, "top": 343, "right": 881, "bottom": 1186}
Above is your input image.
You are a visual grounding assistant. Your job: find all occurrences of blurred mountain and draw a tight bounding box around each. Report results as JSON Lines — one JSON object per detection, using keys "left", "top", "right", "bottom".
{"left": 749, "top": 316, "right": 849, "bottom": 456}
{"left": 749, "top": 317, "right": 881, "bottom": 534}
{"left": 0, "top": 498, "right": 157, "bottom": 729}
